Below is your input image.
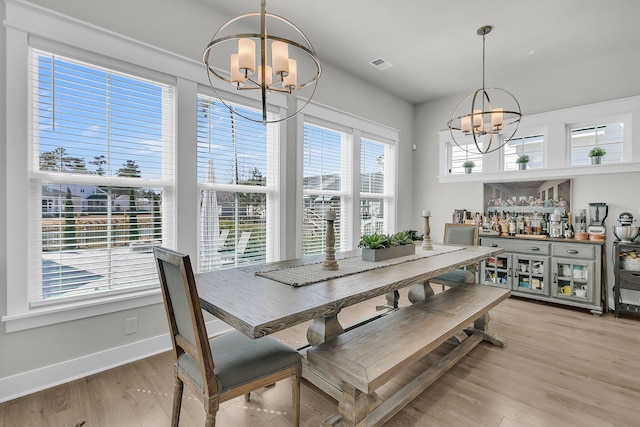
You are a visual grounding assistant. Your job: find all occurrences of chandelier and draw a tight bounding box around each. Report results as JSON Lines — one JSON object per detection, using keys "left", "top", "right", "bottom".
{"left": 203, "top": 0, "right": 321, "bottom": 124}
{"left": 447, "top": 26, "right": 522, "bottom": 154}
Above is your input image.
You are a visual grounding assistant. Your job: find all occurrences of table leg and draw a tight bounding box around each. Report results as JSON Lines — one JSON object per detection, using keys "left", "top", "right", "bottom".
{"left": 407, "top": 280, "right": 435, "bottom": 304}
{"left": 307, "top": 312, "right": 345, "bottom": 346}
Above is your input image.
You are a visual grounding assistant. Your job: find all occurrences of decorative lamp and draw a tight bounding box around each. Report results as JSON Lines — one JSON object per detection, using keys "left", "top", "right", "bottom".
{"left": 447, "top": 26, "right": 522, "bottom": 154}
{"left": 203, "top": 0, "right": 321, "bottom": 124}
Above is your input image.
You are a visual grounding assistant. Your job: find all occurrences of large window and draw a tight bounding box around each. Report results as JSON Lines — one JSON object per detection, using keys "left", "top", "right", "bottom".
{"left": 29, "top": 48, "right": 175, "bottom": 304}
{"left": 302, "top": 123, "right": 349, "bottom": 255}
{"left": 570, "top": 122, "right": 624, "bottom": 166}
{"left": 196, "top": 95, "right": 279, "bottom": 270}
{"left": 360, "top": 137, "right": 392, "bottom": 235}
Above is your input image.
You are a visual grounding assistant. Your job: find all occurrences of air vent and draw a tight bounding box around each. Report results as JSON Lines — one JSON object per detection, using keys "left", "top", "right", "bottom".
{"left": 370, "top": 58, "right": 393, "bottom": 71}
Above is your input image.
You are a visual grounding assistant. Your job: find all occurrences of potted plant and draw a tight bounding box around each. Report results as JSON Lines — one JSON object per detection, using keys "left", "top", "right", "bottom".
{"left": 359, "top": 231, "right": 415, "bottom": 261}
{"left": 588, "top": 147, "right": 606, "bottom": 164}
{"left": 462, "top": 160, "right": 475, "bottom": 174}
{"left": 516, "top": 154, "right": 529, "bottom": 170}
{"left": 403, "top": 229, "right": 423, "bottom": 243}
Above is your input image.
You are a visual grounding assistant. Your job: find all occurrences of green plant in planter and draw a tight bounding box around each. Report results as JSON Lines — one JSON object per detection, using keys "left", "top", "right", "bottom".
{"left": 402, "top": 229, "right": 423, "bottom": 241}
{"left": 462, "top": 160, "right": 475, "bottom": 168}
{"left": 359, "top": 233, "right": 389, "bottom": 249}
{"left": 359, "top": 231, "right": 413, "bottom": 249}
{"left": 516, "top": 154, "right": 530, "bottom": 164}
{"left": 588, "top": 147, "right": 606, "bottom": 157}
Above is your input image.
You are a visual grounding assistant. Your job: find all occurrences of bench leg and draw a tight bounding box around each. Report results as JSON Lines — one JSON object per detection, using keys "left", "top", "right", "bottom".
{"left": 307, "top": 312, "right": 345, "bottom": 346}
{"left": 407, "top": 280, "right": 435, "bottom": 304}
{"left": 465, "top": 312, "right": 506, "bottom": 347}
{"left": 338, "top": 383, "right": 375, "bottom": 427}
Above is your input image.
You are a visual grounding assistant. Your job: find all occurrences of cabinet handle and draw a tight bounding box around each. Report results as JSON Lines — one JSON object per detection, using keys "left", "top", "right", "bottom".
{"left": 490, "top": 243, "right": 498, "bottom": 247}
{"left": 631, "top": 273, "right": 640, "bottom": 278}
{"left": 528, "top": 247, "right": 540, "bottom": 251}
{"left": 566, "top": 250, "right": 579, "bottom": 254}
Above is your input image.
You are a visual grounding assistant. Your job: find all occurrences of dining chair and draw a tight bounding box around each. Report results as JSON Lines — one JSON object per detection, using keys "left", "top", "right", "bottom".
{"left": 153, "top": 247, "right": 301, "bottom": 427}
{"left": 408, "top": 223, "right": 479, "bottom": 302}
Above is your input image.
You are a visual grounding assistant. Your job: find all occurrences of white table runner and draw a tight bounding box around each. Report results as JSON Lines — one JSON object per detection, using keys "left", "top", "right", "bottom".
{"left": 256, "top": 245, "right": 464, "bottom": 287}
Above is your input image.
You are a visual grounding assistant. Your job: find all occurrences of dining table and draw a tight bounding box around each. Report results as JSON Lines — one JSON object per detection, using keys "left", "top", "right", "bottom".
{"left": 196, "top": 243, "right": 504, "bottom": 346}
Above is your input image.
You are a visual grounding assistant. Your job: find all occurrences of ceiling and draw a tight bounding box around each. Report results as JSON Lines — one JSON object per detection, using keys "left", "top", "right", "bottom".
{"left": 202, "top": 0, "right": 640, "bottom": 106}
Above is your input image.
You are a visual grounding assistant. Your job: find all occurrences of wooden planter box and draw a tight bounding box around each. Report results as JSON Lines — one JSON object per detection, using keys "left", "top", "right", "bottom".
{"left": 362, "top": 244, "right": 415, "bottom": 262}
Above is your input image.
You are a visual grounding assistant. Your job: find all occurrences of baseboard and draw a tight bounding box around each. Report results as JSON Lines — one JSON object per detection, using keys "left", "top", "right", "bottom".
{"left": 0, "top": 319, "right": 231, "bottom": 403}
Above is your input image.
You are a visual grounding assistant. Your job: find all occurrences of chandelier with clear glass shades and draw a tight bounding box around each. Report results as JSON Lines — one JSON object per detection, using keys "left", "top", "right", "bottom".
{"left": 203, "top": 0, "right": 321, "bottom": 124}
{"left": 447, "top": 26, "right": 522, "bottom": 154}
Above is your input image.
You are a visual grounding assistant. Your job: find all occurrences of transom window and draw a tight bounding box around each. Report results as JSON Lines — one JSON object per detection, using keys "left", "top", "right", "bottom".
{"left": 570, "top": 123, "right": 624, "bottom": 166}
{"left": 449, "top": 139, "right": 483, "bottom": 174}
{"left": 504, "top": 134, "right": 544, "bottom": 170}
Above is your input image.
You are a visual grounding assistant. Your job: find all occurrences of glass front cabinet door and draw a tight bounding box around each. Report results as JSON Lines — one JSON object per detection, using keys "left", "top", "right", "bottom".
{"left": 482, "top": 253, "right": 511, "bottom": 289}
{"left": 552, "top": 258, "right": 594, "bottom": 303}
{"left": 512, "top": 254, "right": 549, "bottom": 295}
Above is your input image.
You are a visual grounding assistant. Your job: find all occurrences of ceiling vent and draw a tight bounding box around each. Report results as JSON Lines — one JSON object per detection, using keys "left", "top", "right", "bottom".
{"left": 370, "top": 58, "right": 393, "bottom": 71}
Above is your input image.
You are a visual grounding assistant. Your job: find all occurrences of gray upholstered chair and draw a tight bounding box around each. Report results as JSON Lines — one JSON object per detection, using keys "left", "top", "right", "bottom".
{"left": 153, "top": 247, "right": 301, "bottom": 427}
{"left": 408, "top": 223, "right": 479, "bottom": 302}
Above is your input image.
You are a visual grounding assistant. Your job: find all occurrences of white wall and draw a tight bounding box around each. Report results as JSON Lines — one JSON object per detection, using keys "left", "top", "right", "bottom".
{"left": 0, "top": 0, "right": 413, "bottom": 401}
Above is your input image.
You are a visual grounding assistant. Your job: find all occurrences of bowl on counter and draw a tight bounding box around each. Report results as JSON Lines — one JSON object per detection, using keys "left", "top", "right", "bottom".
{"left": 574, "top": 232, "right": 589, "bottom": 240}
{"left": 613, "top": 226, "right": 640, "bottom": 243}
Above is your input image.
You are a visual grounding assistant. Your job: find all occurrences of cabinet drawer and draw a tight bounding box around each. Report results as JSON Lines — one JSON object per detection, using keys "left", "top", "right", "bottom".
{"left": 482, "top": 238, "right": 549, "bottom": 255}
{"left": 552, "top": 244, "right": 595, "bottom": 260}
{"left": 620, "top": 270, "right": 640, "bottom": 291}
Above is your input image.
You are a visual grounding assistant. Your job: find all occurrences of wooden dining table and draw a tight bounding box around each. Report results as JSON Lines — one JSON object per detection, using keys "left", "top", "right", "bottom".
{"left": 196, "top": 244, "right": 504, "bottom": 346}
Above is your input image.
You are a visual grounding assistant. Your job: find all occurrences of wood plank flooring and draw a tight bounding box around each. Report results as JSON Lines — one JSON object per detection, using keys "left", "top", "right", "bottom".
{"left": 2, "top": 290, "right": 640, "bottom": 427}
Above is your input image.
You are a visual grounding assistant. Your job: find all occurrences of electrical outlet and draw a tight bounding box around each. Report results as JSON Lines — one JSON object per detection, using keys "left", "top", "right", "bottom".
{"left": 125, "top": 317, "right": 138, "bottom": 335}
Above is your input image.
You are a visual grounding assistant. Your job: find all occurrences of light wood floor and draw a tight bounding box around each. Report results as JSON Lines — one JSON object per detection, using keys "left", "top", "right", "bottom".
{"left": 3, "top": 290, "right": 640, "bottom": 427}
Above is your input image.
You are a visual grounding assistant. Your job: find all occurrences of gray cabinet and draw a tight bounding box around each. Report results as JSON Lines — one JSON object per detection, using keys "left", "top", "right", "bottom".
{"left": 480, "top": 236, "right": 603, "bottom": 315}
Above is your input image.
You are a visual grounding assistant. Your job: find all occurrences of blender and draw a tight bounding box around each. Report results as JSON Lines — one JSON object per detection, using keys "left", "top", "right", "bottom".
{"left": 588, "top": 202, "right": 608, "bottom": 235}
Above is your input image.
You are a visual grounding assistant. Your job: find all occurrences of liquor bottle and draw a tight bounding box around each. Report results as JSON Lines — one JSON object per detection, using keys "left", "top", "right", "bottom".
{"left": 565, "top": 212, "right": 575, "bottom": 239}
{"left": 540, "top": 213, "right": 548, "bottom": 236}
{"left": 508, "top": 215, "right": 516, "bottom": 236}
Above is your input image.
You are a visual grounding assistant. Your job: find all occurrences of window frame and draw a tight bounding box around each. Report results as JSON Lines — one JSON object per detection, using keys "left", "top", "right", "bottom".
{"left": 296, "top": 102, "right": 399, "bottom": 257}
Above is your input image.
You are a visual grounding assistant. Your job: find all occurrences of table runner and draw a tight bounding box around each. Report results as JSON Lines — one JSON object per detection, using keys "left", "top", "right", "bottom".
{"left": 255, "top": 245, "right": 464, "bottom": 287}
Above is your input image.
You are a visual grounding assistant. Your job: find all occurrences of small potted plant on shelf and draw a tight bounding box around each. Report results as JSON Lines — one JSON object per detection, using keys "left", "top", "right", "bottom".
{"left": 516, "top": 154, "right": 530, "bottom": 170}
{"left": 588, "top": 147, "right": 606, "bottom": 165}
{"left": 359, "top": 231, "right": 415, "bottom": 262}
{"left": 462, "top": 160, "right": 475, "bottom": 174}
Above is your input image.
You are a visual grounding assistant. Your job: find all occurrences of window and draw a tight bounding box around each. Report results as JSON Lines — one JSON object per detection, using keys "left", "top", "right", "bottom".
{"left": 570, "top": 123, "right": 623, "bottom": 166}
{"left": 302, "top": 123, "right": 349, "bottom": 255}
{"left": 196, "top": 95, "right": 279, "bottom": 270}
{"left": 29, "top": 48, "right": 175, "bottom": 304}
{"left": 504, "top": 134, "right": 544, "bottom": 170}
{"left": 360, "top": 138, "right": 392, "bottom": 235}
{"left": 449, "top": 139, "right": 483, "bottom": 174}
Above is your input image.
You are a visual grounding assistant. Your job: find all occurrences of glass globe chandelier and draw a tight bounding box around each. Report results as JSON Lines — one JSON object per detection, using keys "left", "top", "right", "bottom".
{"left": 203, "top": 0, "right": 321, "bottom": 124}
{"left": 447, "top": 25, "right": 522, "bottom": 154}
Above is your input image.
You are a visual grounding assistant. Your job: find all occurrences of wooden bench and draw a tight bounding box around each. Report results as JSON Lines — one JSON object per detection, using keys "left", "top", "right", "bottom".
{"left": 306, "top": 284, "right": 510, "bottom": 427}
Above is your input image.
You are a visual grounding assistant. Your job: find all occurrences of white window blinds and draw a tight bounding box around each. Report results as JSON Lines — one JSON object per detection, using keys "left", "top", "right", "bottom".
{"left": 360, "top": 138, "right": 390, "bottom": 235}
{"left": 196, "top": 95, "right": 279, "bottom": 270}
{"left": 29, "top": 48, "right": 175, "bottom": 304}
{"left": 302, "top": 123, "right": 349, "bottom": 255}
